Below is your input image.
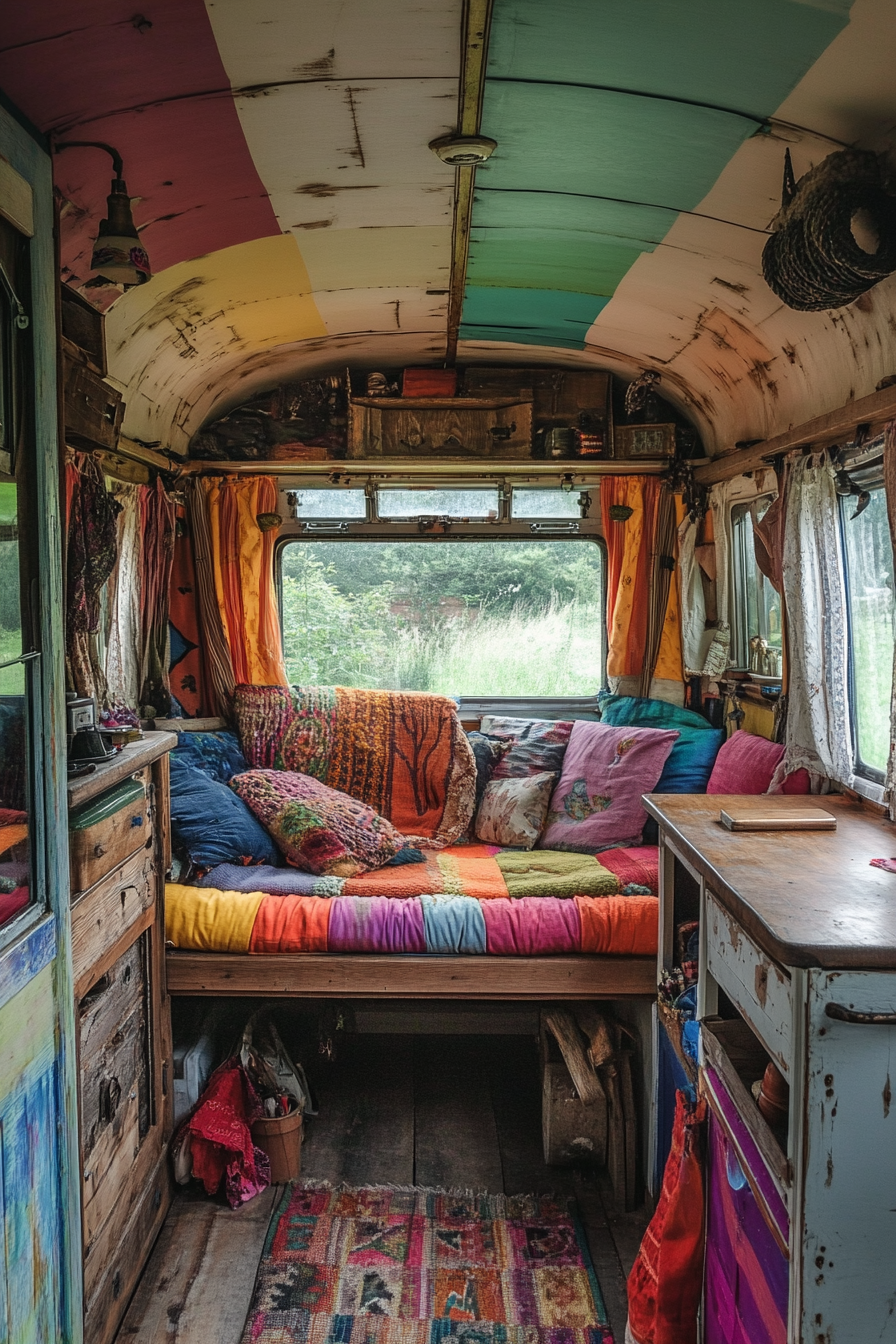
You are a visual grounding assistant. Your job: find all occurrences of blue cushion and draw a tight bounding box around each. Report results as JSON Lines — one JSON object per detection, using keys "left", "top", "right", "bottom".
{"left": 598, "top": 694, "right": 723, "bottom": 793}
{"left": 170, "top": 729, "right": 248, "bottom": 784}
{"left": 169, "top": 758, "right": 278, "bottom": 868}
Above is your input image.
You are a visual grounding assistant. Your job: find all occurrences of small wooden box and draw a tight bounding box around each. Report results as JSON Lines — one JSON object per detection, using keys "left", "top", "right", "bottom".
{"left": 612, "top": 423, "right": 676, "bottom": 460}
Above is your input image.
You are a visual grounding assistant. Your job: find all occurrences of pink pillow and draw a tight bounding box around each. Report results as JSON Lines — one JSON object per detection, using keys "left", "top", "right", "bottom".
{"left": 538, "top": 721, "right": 678, "bottom": 853}
{"left": 705, "top": 732, "right": 810, "bottom": 795}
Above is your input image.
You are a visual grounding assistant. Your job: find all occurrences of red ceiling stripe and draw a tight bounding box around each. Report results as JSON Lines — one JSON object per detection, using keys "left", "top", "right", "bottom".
{"left": 0, "top": 0, "right": 280, "bottom": 288}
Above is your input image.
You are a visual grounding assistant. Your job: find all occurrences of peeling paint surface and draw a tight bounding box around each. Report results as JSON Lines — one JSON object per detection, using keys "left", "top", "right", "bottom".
{"left": 3, "top": 0, "right": 896, "bottom": 453}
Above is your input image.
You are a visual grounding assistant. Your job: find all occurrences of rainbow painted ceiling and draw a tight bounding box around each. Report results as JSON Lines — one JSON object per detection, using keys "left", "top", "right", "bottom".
{"left": 2, "top": 0, "right": 896, "bottom": 455}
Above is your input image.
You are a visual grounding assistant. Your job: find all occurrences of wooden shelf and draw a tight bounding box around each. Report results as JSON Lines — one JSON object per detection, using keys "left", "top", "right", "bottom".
{"left": 350, "top": 395, "right": 533, "bottom": 410}
{"left": 67, "top": 731, "right": 177, "bottom": 809}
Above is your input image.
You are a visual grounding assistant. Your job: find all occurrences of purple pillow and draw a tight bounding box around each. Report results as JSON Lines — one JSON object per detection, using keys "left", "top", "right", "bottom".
{"left": 231, "top": 770, "right": 406, "bottom": 877}
{"left": 479, "top": 715, "right": 573, "bottom": 780}
{"left": 538, "top": 721, "right": 678, "bottom": 853}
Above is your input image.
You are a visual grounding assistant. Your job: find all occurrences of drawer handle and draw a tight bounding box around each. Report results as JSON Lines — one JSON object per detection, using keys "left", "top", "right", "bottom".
{"left": 825, "top": 1003, "right": 896, "bottom": 1025}
{"left": 93, "top": 843, "right": 106, "bottom": 858}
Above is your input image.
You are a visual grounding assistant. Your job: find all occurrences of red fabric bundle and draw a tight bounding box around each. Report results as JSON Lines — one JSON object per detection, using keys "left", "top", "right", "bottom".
{"left": 187, "top": 1059, "right": 270, "bottom": 1207}
{"left": 627, "top": 1091, "right": 708, "bottom": 1344}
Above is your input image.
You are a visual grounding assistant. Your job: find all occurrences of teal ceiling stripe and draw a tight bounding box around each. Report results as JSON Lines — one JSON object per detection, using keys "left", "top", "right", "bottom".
{"left": 460, "top": 0, "right": 854, "bottom": 351}
{"left": 459, "top": 287, "right": 609, "bottom": 349}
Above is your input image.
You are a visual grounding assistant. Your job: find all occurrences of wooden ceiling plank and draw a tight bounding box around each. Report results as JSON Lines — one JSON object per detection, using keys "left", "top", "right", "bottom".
{"left": 694, "top": 382, "right": 896, "bottom": 486}
{"left": 445, "top": 0, "right": 495, "bottom": 365}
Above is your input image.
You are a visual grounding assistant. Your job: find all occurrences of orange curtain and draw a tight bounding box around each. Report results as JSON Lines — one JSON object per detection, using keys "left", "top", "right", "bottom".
{"left": 204, "top": 476, "right": 288, "bottom": 688}
{"left": 601, "top": 475, "right": 683, "bottom": 688}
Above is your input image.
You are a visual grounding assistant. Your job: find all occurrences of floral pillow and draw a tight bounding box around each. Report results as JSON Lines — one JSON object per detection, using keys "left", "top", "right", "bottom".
{"left": 479, "top": 715, "right": 573, "bottom": 780}
{"left": 538, "top": 721, "right": 678, "bottom": 853}
{"left": 474, "top": 771, "right": 557, "bottom": 849}
{"left": 231, "top": 770, "right": 406, "bottom": 877}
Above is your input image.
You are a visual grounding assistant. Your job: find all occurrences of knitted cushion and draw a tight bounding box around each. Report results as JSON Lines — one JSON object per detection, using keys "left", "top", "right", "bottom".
{"left": 231, "top": 770, "right": 406, "bottom": 877}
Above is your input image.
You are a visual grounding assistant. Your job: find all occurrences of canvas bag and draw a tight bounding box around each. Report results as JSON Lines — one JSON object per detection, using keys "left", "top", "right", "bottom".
{"left": 627, "top": 1091, "right": 708, "bottom": 1344}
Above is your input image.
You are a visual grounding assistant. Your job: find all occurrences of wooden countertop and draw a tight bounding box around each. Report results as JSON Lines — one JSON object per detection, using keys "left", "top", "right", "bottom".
{"left": 67, "top": 731, "right": 176, "bottom": 809}
{"left": 643, "top": 793, "right": 896, "bottom": 970}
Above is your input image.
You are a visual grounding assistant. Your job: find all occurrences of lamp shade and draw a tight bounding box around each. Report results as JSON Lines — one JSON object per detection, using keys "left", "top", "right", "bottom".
{"left": 91, "top": 179, "right": 151, "bottom": 286}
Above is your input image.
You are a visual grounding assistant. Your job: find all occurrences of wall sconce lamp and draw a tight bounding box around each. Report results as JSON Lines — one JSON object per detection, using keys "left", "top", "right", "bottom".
{"left": 54, "top": 141, "right": 151, "bottom": 287}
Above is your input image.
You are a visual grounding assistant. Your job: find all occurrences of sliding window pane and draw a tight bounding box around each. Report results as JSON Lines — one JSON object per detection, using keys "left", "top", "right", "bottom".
{"left": 843, "top": 487, "right": 895, "bottom": 776}
{"left": 377, "top": 488, "right": 499, "bottom": 519}
{"left": 512, "top": 489, "right": 583, "bottom": 519}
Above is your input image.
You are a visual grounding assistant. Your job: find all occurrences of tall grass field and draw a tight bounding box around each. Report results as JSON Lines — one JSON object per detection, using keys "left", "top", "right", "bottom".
{"left": 280, "top": 540, "right": 604, "bottom": 696}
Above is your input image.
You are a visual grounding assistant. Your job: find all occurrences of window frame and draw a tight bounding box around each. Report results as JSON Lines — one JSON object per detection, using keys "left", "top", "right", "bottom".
{"left": 729, "top": 495, "right": 783, "bottom": 673}
{"left": 839, "top": 485, "right": 893, "bottom": 786}
{"left": 274, "top": 516, "right": 608, "bottom": 706}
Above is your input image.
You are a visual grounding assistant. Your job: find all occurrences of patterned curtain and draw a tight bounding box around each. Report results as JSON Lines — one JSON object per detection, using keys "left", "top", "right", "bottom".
{"left": 137, "top": 478, "right": 176, "bottom": 717}
{"left": 204, "top": 476, "right": 288, "bottom": 688}
{"left": 770, "top": 452, "right": 853, "bottom": 793}
{"left": 600, "top": 475, "right": 683, "bottom": 704}
{"left": 184, "top": 477, "right": 236, "bottom": 717}
{"left": 105, "top": 483, "right": 142, "bottom": 710}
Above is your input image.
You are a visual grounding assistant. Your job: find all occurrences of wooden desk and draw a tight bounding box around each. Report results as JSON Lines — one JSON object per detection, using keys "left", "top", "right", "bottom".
{"left": 646, "top": 793, "right": 896, "bottom": 1344}
{"left": 643, "top": 791, "right": 896, "bottom": 969}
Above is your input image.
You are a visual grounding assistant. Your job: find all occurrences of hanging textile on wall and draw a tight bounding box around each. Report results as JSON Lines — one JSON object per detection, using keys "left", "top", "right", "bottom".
{"left": 105, "top": 483, "right": 142, "bottom": 711}
{"left": 771, "top": 452, "right": 852, "bottom": 793}
{"left": 168, "top": 499, "right": 206, "bottom": 718}
{"left": 708, "top": 469, "right": 777, "bottom": 630}
{"left": 65, "top": 452, "right": 119, "bottom": 703}
{"left": 185, "top": 478, "right": 236, "bottom": 717}
{"left": 883, "top": 421, "right": 896, "bottom": 821}
{"left": 138, "top": 478, "right": 176, "bottom": 717}
{"left": 204, "top": 476, "right": 288, "bottom": 689}
{"left": 601, "top": 476, "right": 684, "bottom": 705}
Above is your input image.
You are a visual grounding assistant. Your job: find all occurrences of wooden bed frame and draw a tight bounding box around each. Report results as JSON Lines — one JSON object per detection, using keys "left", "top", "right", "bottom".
{"left": 165, "top": 951, "right": 656, "bottom": 999}
{"left": 160, "top": 717, "right": 657, "bottom": 1003}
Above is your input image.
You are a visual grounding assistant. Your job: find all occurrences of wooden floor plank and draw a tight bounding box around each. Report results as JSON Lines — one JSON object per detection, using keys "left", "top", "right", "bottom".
{"left": 116, "top": 1185, "right": 276, "bottom": 1344}
{"left": 413, "top": 1036, "right": 504, "bottom": 1191}
{"left": 119, "top": 1032, "right": 647, "bottom": 1344}
{"left": 302, "top": 1034, "right": 416, "bottom": 1187}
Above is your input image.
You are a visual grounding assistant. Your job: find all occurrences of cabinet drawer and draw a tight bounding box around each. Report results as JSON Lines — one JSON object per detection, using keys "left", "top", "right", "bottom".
{"left": 70, "top": 773, "right": 151, "bottom": 894}
{"left": 71, "top": 848, "right": 154, "bottom": 996}
{"left": 705, "top": 889, "right": 793, "bottom": 1076}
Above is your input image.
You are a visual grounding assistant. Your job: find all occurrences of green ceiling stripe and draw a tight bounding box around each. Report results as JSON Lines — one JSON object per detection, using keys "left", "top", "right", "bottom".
{"left": 460, "top": 0, "right": 854, "bottom": 350}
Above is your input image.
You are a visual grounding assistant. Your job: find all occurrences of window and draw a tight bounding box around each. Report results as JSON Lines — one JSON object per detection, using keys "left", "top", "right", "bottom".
{"left": 842, "top": 486, "right": 894, "bottom": 779}
{"left": 0, "top": 215, "right": 39, "bottom": 935}
{"left": 278, "top": 539, "right": 604, "bottom": 696}
{"left": 731, "top": 497, "right": 784, "bottom": 675}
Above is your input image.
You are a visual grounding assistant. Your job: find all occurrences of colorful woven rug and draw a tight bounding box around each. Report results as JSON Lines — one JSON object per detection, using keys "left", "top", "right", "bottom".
{"left": 240, "top": 1184, "right": 615, "bottom": 1344}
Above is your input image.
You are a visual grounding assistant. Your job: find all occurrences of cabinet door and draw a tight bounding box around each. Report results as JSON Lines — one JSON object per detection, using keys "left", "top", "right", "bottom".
{"left": 704, "top": 1115, "right": 788, "bottom": 1344}
{"left": 797, "top": 970, "right": 896, "bottom": 1343}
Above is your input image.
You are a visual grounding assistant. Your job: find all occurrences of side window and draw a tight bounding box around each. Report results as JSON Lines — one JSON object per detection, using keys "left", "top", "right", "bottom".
{"left": 730, "top": 497, "right": 784, "bottom": 675}
{"left": 0, "top": 215, "right": 40, "bottom": 936}
{"left": 842, "top": 486, "right": 895, "bottom": 780}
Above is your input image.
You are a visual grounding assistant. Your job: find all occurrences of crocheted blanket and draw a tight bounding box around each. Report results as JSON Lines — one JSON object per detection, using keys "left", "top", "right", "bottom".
{"left": 233, "top": 684, "right": 476, "bottom": 848}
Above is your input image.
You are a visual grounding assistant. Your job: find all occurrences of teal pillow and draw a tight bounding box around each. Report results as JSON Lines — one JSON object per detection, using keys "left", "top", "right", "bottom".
{"left": 598, "top": 693, "right": 723, "bottom": 794}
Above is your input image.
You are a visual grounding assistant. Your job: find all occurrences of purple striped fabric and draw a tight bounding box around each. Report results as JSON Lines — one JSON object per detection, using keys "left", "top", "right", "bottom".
{"left": 327, "top": 897, "right": 426, "bottom": 953}
{"left": 704, "top": 1115, "right": 788, "bottom": 1344}
{"left": 701, "top": 1060, "right": 789, "bottom": 1246}
{"left": 481, "top": 898, "right": 580, "bottom": 955}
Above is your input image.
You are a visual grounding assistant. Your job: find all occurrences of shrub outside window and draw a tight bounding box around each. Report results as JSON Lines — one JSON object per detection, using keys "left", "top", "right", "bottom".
{"left": 842, "top": 486, "right": 894, "bottom": 779}
{"left": 278, "top": 539, "right": 604, "bottom": 697}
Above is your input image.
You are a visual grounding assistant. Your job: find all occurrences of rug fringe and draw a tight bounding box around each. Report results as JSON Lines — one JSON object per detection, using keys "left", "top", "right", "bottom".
{"left": 280, "top": 1178, "right": 576, "bottom": 1204}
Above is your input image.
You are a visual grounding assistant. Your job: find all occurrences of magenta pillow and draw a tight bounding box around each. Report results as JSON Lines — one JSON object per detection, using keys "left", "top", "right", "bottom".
{"left": 538, "top": 721, "right": 678, "bottom": 853}
{"left": 705, "top": 732, "right": 811, "bottom": 795}
{"left": 231, "top": 770, "right": 406, "bottom": 876}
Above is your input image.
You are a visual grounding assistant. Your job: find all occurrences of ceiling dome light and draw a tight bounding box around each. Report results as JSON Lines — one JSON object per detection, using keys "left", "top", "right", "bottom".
{"left": 428, "top": 134, "right": 497, "bottom": 166}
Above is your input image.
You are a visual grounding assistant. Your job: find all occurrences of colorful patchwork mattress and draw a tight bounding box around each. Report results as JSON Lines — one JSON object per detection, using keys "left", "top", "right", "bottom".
{"left": 165, "top": 844, "right": 659, "bottom": 957}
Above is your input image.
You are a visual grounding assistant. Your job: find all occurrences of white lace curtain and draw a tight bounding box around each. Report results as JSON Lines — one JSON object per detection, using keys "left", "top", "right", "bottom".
{"left": 771, "top": 452, "right": 853, "bottom": 793}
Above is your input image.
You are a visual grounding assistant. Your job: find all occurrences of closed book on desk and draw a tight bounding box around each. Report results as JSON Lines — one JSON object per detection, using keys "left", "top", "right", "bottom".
{"left": 719, "top": 805, "right": 836, "bottom": 831}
